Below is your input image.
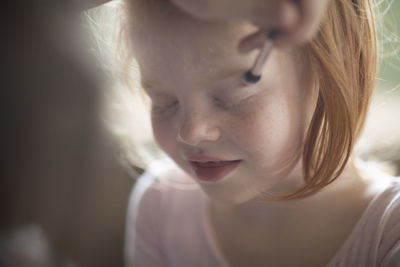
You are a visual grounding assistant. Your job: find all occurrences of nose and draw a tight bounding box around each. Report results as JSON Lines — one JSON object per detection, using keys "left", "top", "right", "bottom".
{"left": 177, "top": 110, "right": 221, "bottom": 146}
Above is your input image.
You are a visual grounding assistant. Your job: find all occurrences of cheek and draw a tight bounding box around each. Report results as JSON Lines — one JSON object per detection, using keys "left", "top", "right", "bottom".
{"left": 230, "top": 96, "right": 304, "bottom": 164}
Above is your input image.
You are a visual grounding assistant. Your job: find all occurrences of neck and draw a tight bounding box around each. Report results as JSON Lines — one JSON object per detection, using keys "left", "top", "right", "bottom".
{"left": 209, "top": 159, "right": 365, "bottom": 228}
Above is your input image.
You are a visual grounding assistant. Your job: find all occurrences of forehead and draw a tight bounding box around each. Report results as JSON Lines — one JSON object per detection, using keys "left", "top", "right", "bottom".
{"left": 129, "top": 7, "right": 256, "bottom": 86}
{"left": 129, "top": 1, "right": 250, "bottom": 47}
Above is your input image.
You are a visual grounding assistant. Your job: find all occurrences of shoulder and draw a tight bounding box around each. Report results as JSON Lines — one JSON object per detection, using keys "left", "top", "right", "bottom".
{"left": 373, "top": 179, "right": 400, "bottom": 266}
{"left": 356, "top": 158, "right": 400, "bottom": 230}
{"left": 355, "top": 160, "right": 400, "bottom": 266}
{"left": 331, "top": 167, "right": 400, "bottom": 266}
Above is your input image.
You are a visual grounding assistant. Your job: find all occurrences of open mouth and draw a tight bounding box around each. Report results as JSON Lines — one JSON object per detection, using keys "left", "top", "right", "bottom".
{"left": 189, "top": 160, "right": 242, "bottom": 182}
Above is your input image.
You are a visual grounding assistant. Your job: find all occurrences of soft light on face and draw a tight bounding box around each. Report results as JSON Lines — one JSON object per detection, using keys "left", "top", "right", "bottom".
{"left": 131, "top": 10, "right": 315, "bottom": 204}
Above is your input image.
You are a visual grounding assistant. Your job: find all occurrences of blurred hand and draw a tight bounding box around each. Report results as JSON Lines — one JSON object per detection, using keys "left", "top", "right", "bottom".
{"left": 82, "top": 0, "right": 112, "bottom": 10}
{"left": 170, "top": 0, "right": 329, "bottom": 52}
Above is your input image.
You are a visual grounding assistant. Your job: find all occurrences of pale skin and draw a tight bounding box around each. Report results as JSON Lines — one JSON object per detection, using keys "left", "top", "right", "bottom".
{"left": 130, "top": 6, "right": 382, "bottom": 267}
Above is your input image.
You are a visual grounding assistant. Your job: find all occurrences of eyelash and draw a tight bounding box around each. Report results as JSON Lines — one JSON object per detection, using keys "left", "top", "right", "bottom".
{"left": 150, "top": 94, "right": 253, "bottom": 117}
{"left": 213, "top": 95, "right": 251, "bottom": 112}
{"left": 151, "top": 100, "right": 179, "bottom": 116}
{"left": 213, "top": 97, "right": 234, "bottom": 109}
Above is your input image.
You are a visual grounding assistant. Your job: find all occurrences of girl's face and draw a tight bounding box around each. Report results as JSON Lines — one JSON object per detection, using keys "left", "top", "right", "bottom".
{"left": 131, "top": 13, "right": 315, "bottom": 204}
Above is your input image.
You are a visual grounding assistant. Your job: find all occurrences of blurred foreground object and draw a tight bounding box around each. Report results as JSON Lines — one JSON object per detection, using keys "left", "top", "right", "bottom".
{"left": 170, "top": 0, "right": 329, "bottom": 49}
{"left": 0, "top": 1, "right": 134, "bottom": 266}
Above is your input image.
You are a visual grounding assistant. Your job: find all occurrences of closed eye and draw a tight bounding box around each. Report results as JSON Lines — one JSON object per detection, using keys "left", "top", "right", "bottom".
{"left": 213, "top": 96, "right": 235, "bottom": 110}
{"left": 151, "top": 100, "right": 179, "bottom": 116}
{"left": 213, "top": 93, "right": 256, "bottom": 112}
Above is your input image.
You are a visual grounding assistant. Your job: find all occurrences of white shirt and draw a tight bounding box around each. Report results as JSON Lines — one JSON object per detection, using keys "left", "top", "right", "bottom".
{"left": 125, "top": 159, "right": 400, "bottom": 267}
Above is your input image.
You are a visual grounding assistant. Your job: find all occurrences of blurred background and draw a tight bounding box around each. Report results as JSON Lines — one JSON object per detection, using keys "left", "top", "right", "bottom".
{"left": 0, "top": 0, "right": 399, "bottom": 267}
{"left": 357, "top": 0, "right": 400, "bottom": 175}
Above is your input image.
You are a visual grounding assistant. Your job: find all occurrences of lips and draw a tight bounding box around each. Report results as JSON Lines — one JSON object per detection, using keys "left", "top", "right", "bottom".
{"left": 188, "top": 157, "right": 242, "bottom": 182}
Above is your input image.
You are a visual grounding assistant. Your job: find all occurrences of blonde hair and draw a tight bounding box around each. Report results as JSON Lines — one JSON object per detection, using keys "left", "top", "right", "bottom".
{"left": 124, "top": 0, "right": 378, "bottom": 200}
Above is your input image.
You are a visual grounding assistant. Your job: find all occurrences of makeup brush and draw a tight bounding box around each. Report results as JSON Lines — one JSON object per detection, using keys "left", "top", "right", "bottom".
{"left": 243, "top": 29, "right": 280, "bottom": 85}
